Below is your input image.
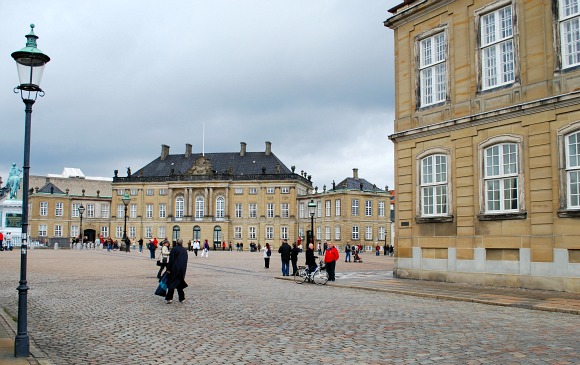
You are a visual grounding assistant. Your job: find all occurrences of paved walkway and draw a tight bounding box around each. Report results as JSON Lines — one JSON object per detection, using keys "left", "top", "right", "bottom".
{"left": 0, "top": 249, "right": 579, "bottom": 364}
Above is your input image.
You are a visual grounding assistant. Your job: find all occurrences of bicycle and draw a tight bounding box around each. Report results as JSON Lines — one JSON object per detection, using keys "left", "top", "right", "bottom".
{"left": 294, "top": 259, "right": 328, "bottom": 285}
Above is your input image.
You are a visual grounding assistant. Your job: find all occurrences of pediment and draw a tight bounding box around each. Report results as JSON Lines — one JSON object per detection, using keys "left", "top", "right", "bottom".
{"left": 187, "top": 156, "right": 213, "bottom": 175}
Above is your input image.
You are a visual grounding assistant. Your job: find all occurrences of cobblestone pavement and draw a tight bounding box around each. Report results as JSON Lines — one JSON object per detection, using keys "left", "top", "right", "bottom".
{"left": 0, "top": 249, "right": 578, "bottom": 364}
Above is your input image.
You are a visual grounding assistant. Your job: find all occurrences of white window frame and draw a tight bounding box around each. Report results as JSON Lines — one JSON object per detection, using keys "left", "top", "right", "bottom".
{"left": 234, "top": 226, "right": 242, "bottom": 239}
{"left": 130, "top": 188, "right": 138, "bottom": 196}
{"left": 158, "top": 226, "right": 166, "bottom": 239}
{"left": 317, "top": 201, "right": 322, "bottom": 218}
{"left": 117, "top": 204, "right": 124, "bottom": 219}
{"left": 101, "top": 204, "right": 110, "bottom": 219}
{"left": 559, "top": 0, "right": 580, "bottom": 69}
{"left": 54, "top": 224, "right": 62, "bottom": 237}
{"left": 55, "top": 202, "right": 63, "bottom": 217}
{"left": 87, "top": 204, "right": 95, "bottom": 218}
{"left": 249, "top": 187, "right": 257, "bottom": 195}
{"left": 365, "top": 226, "right": 372, "bottom": 240}
{"left": 325, "top": 226, "right": 331, "bottom": 240}
{"left": 418, "top": 30, "right": 447, "bottom": 107}
{"left": 175, "top": 197, "right": 184, "bottom": 219}
{"left": 40, "top": 202, "right": 48, "bottom": 216}
{"left": 280, "top": 226, "right": 288, "bottom": 240}
{"left": 335, "top": 199, "right": 341, "bottom": 216}
{"left": 335, "top": 225, "right": 341, "bottom": 240}
{"left": 159, "top": 204, "right": 167, "bottom": 219}
{"left": 195, "top": 196, "right": 204, "bottom": 219}
{"left": 129, "top": 226, "right": 136, "bottom": 238}
{"left": 216, "top": 197, "right": 225, "bottom": 219}
{"left": 378, "top": 201, "right": 385, "bottom": 217}
{"left": 352, "top": 226, "right": 359, "bottom": 240}
{"left": 38, "top": 224, "right": 47, "bottom": 237}
{"left": 325, "top": 200, "right": 331, "bottom": 217}
{"left": 145, "top": 226, "right": 152, "bottom": 239}
{"left": 266, "top": 187, "right": 275, "bottom": 194}
{"left": 249, "top": 204, "right": 257, "bottom": 218}
{"left": 266, "top": 226, "right": 274, "bottom": 240}
{"left": 281, "top": 187, "right": 290, "bottom": 194}
{"left": 72, "top": 203, "right": 80, "bottom": 218}
{"left": 159, "top": 189, "right": 167, "bottom": 196}
{"left": 146, "top": 189, "right": 154, "bottom": 196}
{"left": 420, "top": 153, "right": 449, "bottom": 217}
{"left": 101, "top": 226, "right": 109, "bottom": 238}
{"left": 146, "top": 204, "right": 153, "bottom": 218}
{"left": 351, "top": 199, "right": 359, "bottom": 216}
{"left": 235, "top": 188, "right": 243, "bottom": 195}
{"left": 248, "top": 226, "right": 256, "bottom": 240}
{"left": 235, "top": 203, "right": 243, "bottom": 218}
{"left": 379, "top": 226, "right": 386, "bottom": 241}
{"left": 267, "top": 203, "right": 275, "bottom": 218}
{"left": 365, "top": 200, "right": 372, "bottom": 216}
{"left": 477, "top": 3, "right": 516, "bottom": 91}
{"left": 281, "top": 203, "right": 289, "bottom": 218}
{"left": 484, "top": 143, "right": 519, "bottom": 212}
{"left": 116, "top": 226, "right": 123, "bottom": 238}
{"left": 299, "top": 203, "right": 304, "bottom": 218}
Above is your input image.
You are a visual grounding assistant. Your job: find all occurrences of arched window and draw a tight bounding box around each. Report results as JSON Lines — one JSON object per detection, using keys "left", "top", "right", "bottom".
{"left": 484, "top": 143, "right": 518, "bottom": 212}
{"left": 416, "top": 147, "right": 452, "bottom": 222}
{"left": 215, "top": 196, "right": 225, "bottom": 219}
{"left": 172, "top": 225, "right": 180, "bottom": 242}
{"left": 193, "top": 226, "right": 201, "bottom": 240}
{"left": 195, "top": 196, "right": 204, "bottom": 219}
{"left": 175, "top": 196, "right": 184, "bottom": 219}
{"left": 213, "top": 226, "right": 222, "bottom": 245}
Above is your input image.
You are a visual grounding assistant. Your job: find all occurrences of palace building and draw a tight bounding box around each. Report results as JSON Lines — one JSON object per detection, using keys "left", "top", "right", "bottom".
{"left": 111, "top": 142, "right": 312, "bottom": 248}
{"left": 385, "top": 0, "right": 580, "bottom": 292}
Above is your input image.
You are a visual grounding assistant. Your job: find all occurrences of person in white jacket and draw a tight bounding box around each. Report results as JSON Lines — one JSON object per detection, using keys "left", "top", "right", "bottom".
{"left": 157, "top": 241, "right": 170, "bottom": 278}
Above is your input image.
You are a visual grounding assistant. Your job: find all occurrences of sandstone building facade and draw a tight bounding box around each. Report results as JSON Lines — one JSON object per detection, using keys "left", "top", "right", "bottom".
{"left": 385, "top": 0, "right": 580, "bottom": 292}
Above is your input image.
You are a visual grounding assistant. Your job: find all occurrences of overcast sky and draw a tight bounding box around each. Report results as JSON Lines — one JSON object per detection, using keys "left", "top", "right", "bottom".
{"left": 0, "top": 1, "right": 398, "bottom": 192}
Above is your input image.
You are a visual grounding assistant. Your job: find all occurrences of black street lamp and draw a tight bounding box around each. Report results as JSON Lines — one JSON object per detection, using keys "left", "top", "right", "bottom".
{"left": 308, "top": 198, "right": 316, "bottom": 247}
{"left": 11, "top": 24, "right": 50, "bottom": 358}
{"left": 122, "top": 193, "right": 131, "bottom": 241}
{"left": 78, "top": 204, "right": 85, "bottom": 247}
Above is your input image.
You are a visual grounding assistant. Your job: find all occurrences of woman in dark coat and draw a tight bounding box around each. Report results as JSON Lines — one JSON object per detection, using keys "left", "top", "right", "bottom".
{"left": 290, "top": 243, "right": 300, "bottom": 276}
{"left": 164, "top": 239, "right": 189, "bottom": 304}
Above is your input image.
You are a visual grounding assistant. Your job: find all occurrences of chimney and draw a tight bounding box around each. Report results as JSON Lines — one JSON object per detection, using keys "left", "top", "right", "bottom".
{"left": 265, "top": 141, "right": 272, "bottom": 156}
{"left": 161, "top": 144, "right": 170, "bottom": 160}
{"left": 240, "top": 142, "right": 247, "bottom": 157}
{"left": 185, "top": 143, "right": 192, "bottom": 158}
{"left": 353, "top": 168, "right": 359, "bottom": 179}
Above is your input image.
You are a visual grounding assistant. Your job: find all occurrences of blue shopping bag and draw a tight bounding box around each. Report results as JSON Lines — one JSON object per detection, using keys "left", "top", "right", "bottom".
{"left": 154, "top": 273, "right": 168, "bottom": 296}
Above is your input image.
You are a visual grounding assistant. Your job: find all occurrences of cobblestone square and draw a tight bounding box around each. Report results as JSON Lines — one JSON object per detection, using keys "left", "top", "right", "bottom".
{"left": 0, "top": 249, "right": 578, "bottom": 364}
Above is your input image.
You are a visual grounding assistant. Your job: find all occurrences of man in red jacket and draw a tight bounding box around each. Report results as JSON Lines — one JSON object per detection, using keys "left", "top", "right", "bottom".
{"left": 324, "top": 242, "right": 340, "bottom": 281}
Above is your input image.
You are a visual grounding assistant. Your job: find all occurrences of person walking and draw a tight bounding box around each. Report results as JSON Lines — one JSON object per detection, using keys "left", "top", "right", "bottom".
{"left": 201, "top": 239, "right": 209, "bottom": 257}
{"left": 324, "top": 242, "right": 339, "bottom": 282}
{"left": 157, "top": 241, "right": 171, "bottom": 278}
{"left": 148, "top": 239, "right": 157, "bottom": 259}
{"left": 290, "top": 242, "right": 300, "bottom": 276}
{"left": 0, "top": 231, "right": 3, "bottom": 251}
{"left": 164, "top": 239, "right": 189, "bottom": 304}
{"left": 376, "top": 244, "right": 381, "bottom": 256}
{"left": 345, "top": 242, "right": 351, "bottom": 262}
{"left": 138, "top": 238, "right": 144, "bottom": 253}
{"left": 278, "top": 239, "right": 291, "bottom": 276}
{"left": 317, "top": 242, "right": 322, "bottom": 256}
{"left": 193, "top": 240, "right": 200, "bottom": 256}
{"left": 263, "top": 243, "right": 271, "bottom": 269}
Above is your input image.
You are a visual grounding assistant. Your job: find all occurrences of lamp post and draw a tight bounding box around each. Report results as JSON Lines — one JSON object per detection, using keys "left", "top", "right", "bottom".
{"left": 308, "top": 198, "right": 316, "bottom": 247}
{"left": 78, "top": 204, "right": 85, "bottom": 248}
{"left": 122, "top": 193, "right": 131, "bottom": 242}
{"left": 11, "top": 24, "right": 50, "bottom": 358}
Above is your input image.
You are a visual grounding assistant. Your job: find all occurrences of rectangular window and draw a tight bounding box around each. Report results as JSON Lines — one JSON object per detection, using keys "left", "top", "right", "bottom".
{"left": 249, "top": 204, "right": 257, "bottom": 218}
{"left": 325, "top": 226, "right": 331, "bottom": 240}
{"left": 101, "top": 226, "right": 109, "bottom": 238}
{"left": 249, "top": 187, "right": 257, "bottom": 195}
{"left": 351, "top": 199, "right": 359, "bottom": 216}
{"left": 38, "top": 224, "right": 47, "bottom": 237}
{"left": 335, "top": 199, "right": 341, "bottom": 216}
{"left": 235, "top": 188, "right": 243, "bottom": 195}
{"left": 195, "top": 198, "right": 204, "bottom": 219}
{"left": 365, "top": 226, "right": 372, "bottom": 240}
{"left": 116, "top": 226, "right": 123, "bottom": 238}
{"left": 117, "top": 189, "right": 124, "bottom": 196}
{"left": 248, "top": 226, "right": 256, "bottom": 240}
{"left": 325, "top": 200, "right": 331, "bottom": 217}
{"left": 421, "top": 154, "right": 449, "bottom": 216}
{"left": 266, "top": 226, "right": 274, "bottom": 240}
{"left": 159, "top": 204, "right": 166, "bottom": 218}
{"left": 158, "top": 226, "right": 166, "bottom": 239}
{"left": 55, "top": 202, "right": 63, "bottom": 217}
{"left": 101, "top": 204, "right": 110, "bottom": 219}
{"left": 266, "top": 187, "right": 275, "bottom": 194}
{"left": 87, "top": 204, "right": 95, "bottom": 218}
{"left": 117, "top": 204, "right": 124, "bottom": 218}
{"left": 335, "top": 225, "right": 341, "bottom": 240}
{"left": 176, "top": 198, "right": 184, "bottom": 219}
{"left": 159, "top": 189, "right": 167, "bottom": 196}
{"left": 281, "top": 226, "right": 288, "bottom": 240}
{"left": 54, "top": 224, "right": 62, "bottom": 237}
{"left": 267, "top": 203, "right": 275, "bottom": 218}
{"left": 484, "top": 143, "right": 518, "bottom": 212}
{"left": 234, "top": 226, "right": 242, "bottom": 239}
{"left": 378, "top": 226, "right": 386, "bottom": 241}
{"left": 560, "top": 0, "right": 580, "bottom": 69}
{"left": 145, "top": 226, "right": 152, "bottom": 239}
{"left": 281, "top": 203, "right": 289, "bottom": 218}
{"left": 40, "top": 202, "right": 48, "bottom": 216}
{"left": 566, "top": 131, "right": 580, "bottom": 208}
{"left": 378, "top": 201, "right": 385, "bottom": 217}
{"left": 235, "top": 203, "right": 243, "bottom": 218}
{"left": 72, "top": 203, "right": 80, "bottom": 218}
{"left": 129, "top": 226, "right": 136, "bottom": 238}
{"left": 365, "top": 200, "right": 372, "bottom": 216}
{"left": 146, "top": 189, "right": 154, "bottom": 196}
{"left": 299, "top": 203, "right": 305, "bottom": 218}
{"left": 146, "top": 204, "right": 153, "bottom": 218}
{"left": 352, "top": 226, "right": 359, "bottom": 240}
{"left": 317, "top": 201, "right": 322, "bottom": 218}
{"left": 71, "top": 225, "right": 79, "bottom": 238}
{"left": 419, "top": 32, "right": 446, "bottom": 106}
{"left": 317, "top": 226, "right": 321, "bottom": 241}
{"left": 281, "top": 187, "right": 290, "bottom": 194}
{"left": 481, "top": 5, "right": 515, "bottom": 90}
{"left": 130, "top": 189, "right": 138, "bottom": 196}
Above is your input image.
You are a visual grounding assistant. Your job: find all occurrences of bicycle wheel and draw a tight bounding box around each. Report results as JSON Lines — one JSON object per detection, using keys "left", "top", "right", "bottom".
{"left": 313, "top": 269, "right": 328, "bottom": 285}
{"left": 295, "top": 267, "right": 308, "bottom": 284}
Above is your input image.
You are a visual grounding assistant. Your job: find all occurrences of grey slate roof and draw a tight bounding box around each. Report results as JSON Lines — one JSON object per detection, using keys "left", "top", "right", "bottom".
{"left": 134, "top": 152, "right": 292, "bottom": 177}
{"left": 37, "top": 182, "right": 65, "bottom": 194}
{"left": 333, "top": 177, "right": 384, "bottom": 192}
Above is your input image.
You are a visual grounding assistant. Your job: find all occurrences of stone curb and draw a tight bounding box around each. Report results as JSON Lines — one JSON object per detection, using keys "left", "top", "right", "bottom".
{"left": 275, "top": 276, "right": 580, "bottom": 315}
{"left": 0, "top": 309, "right": 54, "bottom": 365}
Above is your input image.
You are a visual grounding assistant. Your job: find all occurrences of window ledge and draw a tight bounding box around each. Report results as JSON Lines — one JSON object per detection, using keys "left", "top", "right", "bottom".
{"left": 557, "top": 209, "right": 580, "bottom": 218}
{"left": 415, "top": 215, "right": 454, "bottom": 224}
{"left": 477, "top": 212, "right": 527, "bottom": 221}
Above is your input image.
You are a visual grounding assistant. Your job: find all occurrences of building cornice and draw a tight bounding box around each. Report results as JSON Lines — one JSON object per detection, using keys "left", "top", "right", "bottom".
{"left": 388, "top": 91, "right": 580, "bottom": 142}
{"left": 384, "top": 0, "right": 454, "bottom": 29}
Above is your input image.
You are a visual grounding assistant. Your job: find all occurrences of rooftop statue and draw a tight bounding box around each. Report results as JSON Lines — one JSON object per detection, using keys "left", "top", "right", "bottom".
{"left": 6, "top": 163, "right": 22, "bottom": 200}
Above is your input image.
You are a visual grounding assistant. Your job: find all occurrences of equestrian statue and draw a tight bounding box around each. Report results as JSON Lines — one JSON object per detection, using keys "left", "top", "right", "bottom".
{"left": 6, "top": 163, "right": 22, "bottom": 200}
